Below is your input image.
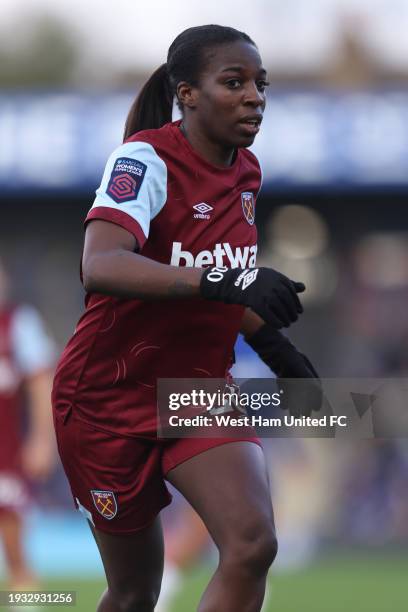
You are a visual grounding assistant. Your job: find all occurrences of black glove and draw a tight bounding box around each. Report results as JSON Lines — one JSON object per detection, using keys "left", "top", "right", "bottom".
{"left": 246, "top": 325, "right": 322, "bottom": 417}
{"left": 200, "top": 266, "right": 305, "bottom": 329}
{"left": 246, "top": 325, "right": 318, "bottom": 378}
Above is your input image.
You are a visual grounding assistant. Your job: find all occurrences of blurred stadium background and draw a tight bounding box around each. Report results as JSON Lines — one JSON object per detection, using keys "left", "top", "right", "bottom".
{"left": 1, "top": 0, "right": 408, "bottom": 610}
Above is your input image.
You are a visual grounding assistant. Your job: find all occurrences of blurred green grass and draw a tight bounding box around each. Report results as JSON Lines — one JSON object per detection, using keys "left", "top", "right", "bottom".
{"left": 9, "top": 553, "right": 407, "bottom": 611}
{"left": 170, "top": 553, "right": 408, "bottom": 612}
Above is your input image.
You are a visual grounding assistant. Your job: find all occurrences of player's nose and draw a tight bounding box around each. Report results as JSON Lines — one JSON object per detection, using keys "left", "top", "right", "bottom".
{"left": 243, "top": 82, "right": 265, "bottom": 107}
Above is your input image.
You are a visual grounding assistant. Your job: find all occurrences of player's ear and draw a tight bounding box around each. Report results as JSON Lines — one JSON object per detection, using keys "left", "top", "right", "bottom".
{"left": 177, "top": 82, "right": 199, "bottom": 109}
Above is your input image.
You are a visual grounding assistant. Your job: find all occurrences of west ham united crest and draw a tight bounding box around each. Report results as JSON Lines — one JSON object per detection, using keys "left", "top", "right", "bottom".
{"left": 91, "top": 490, "right": 118, "bottom": 520}
{"left": 241, "top": 192, "right": 255, "bottom": 225}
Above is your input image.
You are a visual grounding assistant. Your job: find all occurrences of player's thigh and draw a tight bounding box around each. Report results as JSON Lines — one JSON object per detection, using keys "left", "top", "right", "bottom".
{"left": 165, "top": 440, "right": 275, "bottom": 552}
{"left": 89, "top": 517, "right": 164, "bottom": 596}
{"left": 54, "top": 404, "right": 171, "bottom": 532}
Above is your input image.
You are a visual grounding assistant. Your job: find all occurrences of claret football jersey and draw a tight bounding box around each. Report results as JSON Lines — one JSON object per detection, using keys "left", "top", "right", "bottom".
{"left": 53, "top": 120, "right": 262, "bottom": 436}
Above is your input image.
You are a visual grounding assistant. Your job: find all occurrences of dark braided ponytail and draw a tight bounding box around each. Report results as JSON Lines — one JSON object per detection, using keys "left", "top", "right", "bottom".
{"left": 123, "top": 24, "right": 255, "bottom": 140}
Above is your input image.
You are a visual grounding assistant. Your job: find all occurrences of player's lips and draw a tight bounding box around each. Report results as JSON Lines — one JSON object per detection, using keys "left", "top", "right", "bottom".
{"left": 237, "top": 114, "right": 263, "bottom": 135}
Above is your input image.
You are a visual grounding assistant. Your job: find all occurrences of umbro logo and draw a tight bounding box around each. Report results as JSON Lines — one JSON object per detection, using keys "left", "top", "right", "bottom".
{"left": 193, "top": 202, "right": 213, "bottom": 220}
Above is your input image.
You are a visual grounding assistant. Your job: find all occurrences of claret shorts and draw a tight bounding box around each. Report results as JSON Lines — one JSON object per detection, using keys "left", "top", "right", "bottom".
{"left": 53, "top": 402, "right": 260, "bottom": 534}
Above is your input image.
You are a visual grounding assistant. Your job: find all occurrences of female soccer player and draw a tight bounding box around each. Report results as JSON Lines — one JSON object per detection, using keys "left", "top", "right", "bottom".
{"left": 0, "top": 259, "right": 56, "bottom": 591}
{"left": 53, "top": 25, "right": 317, "bottom": 612}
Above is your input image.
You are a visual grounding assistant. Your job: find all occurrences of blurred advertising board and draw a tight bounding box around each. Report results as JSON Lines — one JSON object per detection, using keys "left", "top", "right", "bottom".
{"left": 1, "top": 90, "right": 408, "bottom": 193}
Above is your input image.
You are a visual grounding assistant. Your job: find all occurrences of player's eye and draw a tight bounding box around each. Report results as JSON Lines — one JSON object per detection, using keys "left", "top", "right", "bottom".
{"left": 257, "top": 80, "right": 270, "bottom": 92}
{"left": 225, "top": 79, "right": 242, "bottom": 89}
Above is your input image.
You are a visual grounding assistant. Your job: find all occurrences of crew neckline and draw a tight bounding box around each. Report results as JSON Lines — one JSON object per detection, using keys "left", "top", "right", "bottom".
{"left": 171, "top": 120, "right": 241, "bottom": 174}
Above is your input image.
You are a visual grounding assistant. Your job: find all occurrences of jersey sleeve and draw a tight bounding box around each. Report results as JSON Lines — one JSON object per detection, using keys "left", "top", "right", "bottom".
{"left": 11, "top": 305, "right": 56, "bottom": 377}
{"left": 86, "top": 141, "right": 168, "bottom": 249}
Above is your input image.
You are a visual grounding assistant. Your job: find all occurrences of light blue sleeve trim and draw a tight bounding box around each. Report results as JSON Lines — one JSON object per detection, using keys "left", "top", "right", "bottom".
{"left": 91, "top": 141, "right": 168, "bottom": 240}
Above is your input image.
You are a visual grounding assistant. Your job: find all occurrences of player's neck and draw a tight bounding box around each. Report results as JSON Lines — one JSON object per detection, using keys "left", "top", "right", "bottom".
{"left": 180, "top": 122, "right": 236, "bottom": 168}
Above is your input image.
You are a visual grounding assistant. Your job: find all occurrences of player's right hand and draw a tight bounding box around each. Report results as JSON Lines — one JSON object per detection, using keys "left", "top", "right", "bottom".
{"left": 200, "top": 266, "right": 305, "bottom": 328}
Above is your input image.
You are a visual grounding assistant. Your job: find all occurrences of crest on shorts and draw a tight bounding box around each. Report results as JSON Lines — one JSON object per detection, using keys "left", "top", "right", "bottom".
{"left": 241, "top": 192, "right": 255, "bottom": 225}
{"left": 91, "top": 490, "right": 118, "bottom": 520}
{"left": 106, "top": 157, "right": 147, "bottom": 203}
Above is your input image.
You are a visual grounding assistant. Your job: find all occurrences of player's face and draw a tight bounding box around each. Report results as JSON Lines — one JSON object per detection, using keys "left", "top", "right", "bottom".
{"left": 195, "top": 41, "right": 268, "bottom": 149}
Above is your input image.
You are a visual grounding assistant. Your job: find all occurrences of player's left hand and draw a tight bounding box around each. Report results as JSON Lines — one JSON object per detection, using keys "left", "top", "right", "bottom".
{"left": 21, "top": 435, "right": 56, "bottom": 481}
{"left": 245, "top": 324, "right": 322, "bottom": 417}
